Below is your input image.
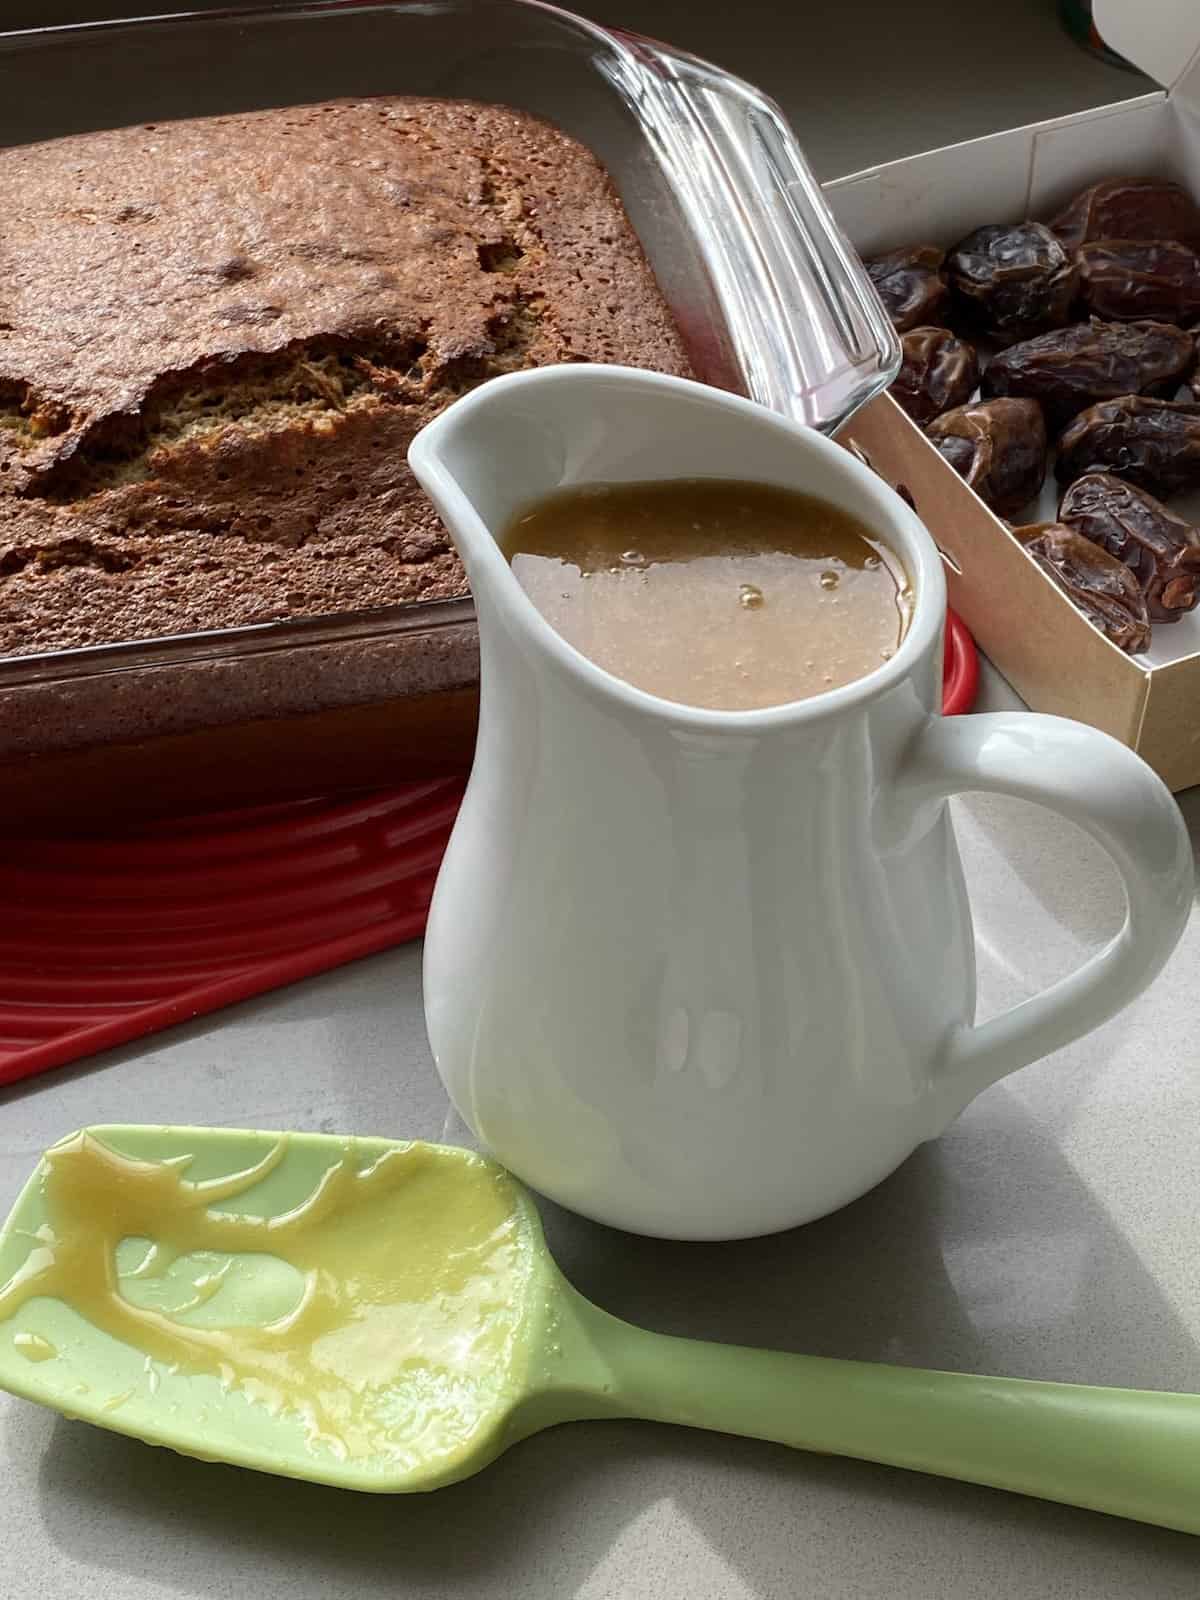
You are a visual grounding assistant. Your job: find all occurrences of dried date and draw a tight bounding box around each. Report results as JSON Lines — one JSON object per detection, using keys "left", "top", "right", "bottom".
{"left": 1049, "top": 178, "right": 1200, "bottom": 250}
{"left": 947, "top": 223, "right": 1078, "bottom": 343}
{"left": 981, "top": 317, "right": 1194, "bottom": 430}
{"left": 926, "top": 397, "right": 1047, "bottom": 515}
{"left": 891, "top": 326, "right": 980, "bottom": 424}
{"left": 1058, "top": 471, "right": 1200, "bottom": 620}
{"left": 1076, "top": 239, "right": 1200, "bottom": 324}
{"left": 866, "top": 246, "right": 949, "bottom": 332}
{"left": 1020, "top": 523, "right": 1151, "bottom": 653}
{"left": 1056, "top": 394, "right": 1200, "bottom": 494}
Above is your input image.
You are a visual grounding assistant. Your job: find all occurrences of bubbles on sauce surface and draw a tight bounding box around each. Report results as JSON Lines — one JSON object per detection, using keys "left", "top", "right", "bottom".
{"left": 502, "top": 478, "right": 911, "bottom": 711}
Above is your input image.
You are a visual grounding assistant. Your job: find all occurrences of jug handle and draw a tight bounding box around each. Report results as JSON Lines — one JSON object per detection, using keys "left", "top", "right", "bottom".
{"left": 902, "top": 712, "right": 1193, "bottom": 1130}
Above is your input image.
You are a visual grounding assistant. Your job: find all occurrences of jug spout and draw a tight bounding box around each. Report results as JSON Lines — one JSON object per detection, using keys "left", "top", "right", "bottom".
{"left": 409, "top": 362, "right": 940, "bottom": 598}
{"left": 408, "top": 360, "right": 946, "bottom": 718}
{"left": 408, "top": 364, "right": 586, "bottom": 581}
{"left": 412, "top": 363, "right": 793, "bottom": 584}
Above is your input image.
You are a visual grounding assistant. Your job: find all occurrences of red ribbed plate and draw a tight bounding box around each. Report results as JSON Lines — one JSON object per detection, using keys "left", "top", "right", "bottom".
{"left": 0, "top": 613, "right": 978, "bottom": 1089}
{"left": 0, "top": 780, "right": 465, "bottom": 1089}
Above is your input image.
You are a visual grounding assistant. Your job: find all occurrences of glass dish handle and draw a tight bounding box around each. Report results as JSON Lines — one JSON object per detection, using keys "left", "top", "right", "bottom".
{"left": 606, "top": 32, "right": 900, "bottom": 433}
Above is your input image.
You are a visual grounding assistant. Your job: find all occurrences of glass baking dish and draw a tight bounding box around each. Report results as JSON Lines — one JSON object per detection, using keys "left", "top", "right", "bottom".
{"left": 0, "top": 0, "right": 897, "bottom": 822}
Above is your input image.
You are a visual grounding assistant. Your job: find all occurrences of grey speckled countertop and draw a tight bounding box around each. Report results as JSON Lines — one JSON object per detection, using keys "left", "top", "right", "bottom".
{"left": 4, "top": 5, "right": 1199, "bottom": 1598}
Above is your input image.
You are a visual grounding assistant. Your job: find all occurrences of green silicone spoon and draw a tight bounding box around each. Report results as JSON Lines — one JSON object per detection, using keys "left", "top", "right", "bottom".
{"left": 1, "top": 1124, "right": 1199, "bottom": 1534}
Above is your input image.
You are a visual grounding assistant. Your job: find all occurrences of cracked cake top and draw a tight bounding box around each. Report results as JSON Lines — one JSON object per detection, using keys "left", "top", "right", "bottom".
{"left": 0, "top": 96, "right": 691, "bottom": 655}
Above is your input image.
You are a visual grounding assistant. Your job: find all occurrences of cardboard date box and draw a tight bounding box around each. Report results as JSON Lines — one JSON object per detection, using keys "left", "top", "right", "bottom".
{"left": 826, "top": 0, "right": 1200, "bottom": 791}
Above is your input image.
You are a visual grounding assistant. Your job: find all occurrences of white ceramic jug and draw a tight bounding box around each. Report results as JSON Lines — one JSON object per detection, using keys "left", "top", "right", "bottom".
{"left": 410, "top": 366, "right": 1192, "bottom": 1241}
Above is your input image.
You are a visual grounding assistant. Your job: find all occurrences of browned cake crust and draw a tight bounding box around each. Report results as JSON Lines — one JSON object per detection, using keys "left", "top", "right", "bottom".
{"left": 0, "top": 97, "right": 692, "bottom": 656}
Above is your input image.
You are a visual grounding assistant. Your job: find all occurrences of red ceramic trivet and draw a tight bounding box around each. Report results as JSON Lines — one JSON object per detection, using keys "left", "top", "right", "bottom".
{"left": 943, "top": 607, "right": 980, "bottom": 716}
{"left": 0, "top": 612, "right": 978, "bottom": 1089}
{"left": 0, "top": 779, "right": 465, "bottom": 1090}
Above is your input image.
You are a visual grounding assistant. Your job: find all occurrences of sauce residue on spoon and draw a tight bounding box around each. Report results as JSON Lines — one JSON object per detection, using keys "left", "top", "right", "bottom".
{"left": 0, "top": 1133, "right": 533, "bottom": 1470}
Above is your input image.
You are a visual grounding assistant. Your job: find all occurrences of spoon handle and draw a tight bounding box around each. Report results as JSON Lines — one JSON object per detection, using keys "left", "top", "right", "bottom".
{"left": 585, "top": 1301, "right": 1200, "bottom": 1535}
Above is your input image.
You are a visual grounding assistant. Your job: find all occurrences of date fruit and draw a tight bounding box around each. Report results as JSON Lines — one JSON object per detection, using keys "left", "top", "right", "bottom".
{"left": 1020, "top": 523, "right": 1151, "bottom": 653}
{"left": 947, "top": 223, "right": 1078, "bottom": 343}
{"left": 1056, "top": 394, "right": 1200, "bottom": 494}
{"left": 891, "top": 326, "right": 980, "bottom": 423}
{"left": 1049, "top": 178, "right": 1200, "bottom": 250}
{"left": 1058, "top": 472, "right": 1200, "bottom": 620}
{"left": 926, "top": 397, "right": 1047, "bottom": 514}
{"left": 866, "top": 246, "right": 949, "bottom": 332}
{"left": 982, "top": 317, "right": 1194, "bottom": 430}
{"left": 1076, "top": 239, "right": 1200, "bottom": 324}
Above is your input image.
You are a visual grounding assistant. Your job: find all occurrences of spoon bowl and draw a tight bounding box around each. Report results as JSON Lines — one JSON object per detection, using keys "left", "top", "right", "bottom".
{"left": 3, "top": 1125, "right": 1200, "bottom": 1532}
{"left": 0, "top": 1125, "right": 571, "bottom": 1491}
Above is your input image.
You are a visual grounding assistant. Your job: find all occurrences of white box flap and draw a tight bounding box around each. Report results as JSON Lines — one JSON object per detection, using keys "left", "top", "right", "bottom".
{"left": 826, "top": 96, "right": 1170, "bottom": 255}
{"left": 1095, "top": 0, "right": 1200, "bottom": 108}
